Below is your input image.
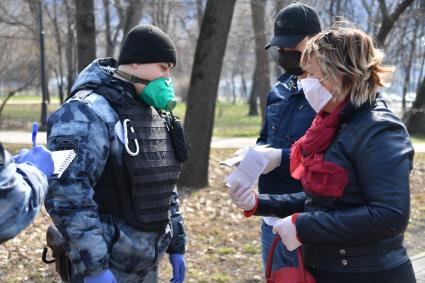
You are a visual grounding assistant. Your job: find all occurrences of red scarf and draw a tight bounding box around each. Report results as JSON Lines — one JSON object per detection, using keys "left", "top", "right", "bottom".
{"left": 290, "top": 100, "right": 349, "bottom": 198}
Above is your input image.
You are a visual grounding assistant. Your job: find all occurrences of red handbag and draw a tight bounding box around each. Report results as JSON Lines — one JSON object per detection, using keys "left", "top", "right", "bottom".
{"left": 265, "top": 236, "right": 316, "bottom": 283}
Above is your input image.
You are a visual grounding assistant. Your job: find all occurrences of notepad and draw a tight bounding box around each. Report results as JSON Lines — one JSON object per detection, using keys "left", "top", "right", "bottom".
{"left": 51, "top": 150, "right": 76, "bottom": 178}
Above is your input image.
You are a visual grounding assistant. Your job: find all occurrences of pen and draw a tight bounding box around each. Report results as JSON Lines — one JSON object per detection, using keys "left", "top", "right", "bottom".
{"left": 32, "top": 121, "right": 38, "bottom": 148}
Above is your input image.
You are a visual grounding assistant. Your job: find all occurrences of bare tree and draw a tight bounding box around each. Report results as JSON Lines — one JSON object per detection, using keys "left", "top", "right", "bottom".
{"left": 0, "top": 75, "right": 36, "bottom": 118}
{"left": 179, "top": 0, "right": 237, "bottom": 189}
{"left": 328, "top": 0, "right": 342, "bottom": 25}
{"left": 103, "top": 0, "right": 114, "bottom": 57}
{"left": 122, "top": 0, "right": 144, "bottom": 35}
{"left": 196, "top": 0, "right": 205, "bottom": 28}
{"left": 401, "top": 17, "right": 418, "bottom": 113}
{"left": 45, "top": 0, "right": 65, "bottom": 103}
{"left": 149, "top": 0, "right": 178, "bottom": 33}
{"left": 405, "top": 78, "right": 425, "bottom": 134}
{"left": 375, "top": 0, "right": 415, "bottom": 46}
{"left": 249, "top": 0, "right": 270, "bottom": 118}
{"left": 271, "top": 0, "right": 292, "bottom": 81}
{"left": 64, "top": 0, "right": 77, "bottom": 95}
{"left": 102, "top": 0, "right": 144, "bottom": 57}
{"left": 75, "top": 0, "right": 96, "bottom": 72}
{"left": 403, "top": 5, "right": 425, "bottom": 135}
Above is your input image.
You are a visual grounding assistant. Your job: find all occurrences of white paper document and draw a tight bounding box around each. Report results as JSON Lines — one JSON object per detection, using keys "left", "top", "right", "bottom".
{"left": 219, "top": 154, "right": 244, "bottom": 167}
{"left": 225, "top": 147, "right": 269, "bottom": 188}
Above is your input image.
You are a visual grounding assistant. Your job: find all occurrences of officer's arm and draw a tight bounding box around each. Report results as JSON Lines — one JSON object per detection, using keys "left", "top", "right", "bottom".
{"left": 166, "top": 186, "right": 186, "bottom": 254}
{"left": 0, "top": 148, "right": 48, "bottom": 243}
{"left": 45, "top": 101, "right": 111, "bottom": 276}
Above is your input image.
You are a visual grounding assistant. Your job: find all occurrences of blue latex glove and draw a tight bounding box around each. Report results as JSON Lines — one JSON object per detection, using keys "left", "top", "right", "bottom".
{"left": 14, "top": 145, "right": 54, "bottom": 177}
{"left": 169, "top": 253, "right": 186, "bottom": 283}
{"left": 84, "top": 269, "right": 117, "bottom": 283}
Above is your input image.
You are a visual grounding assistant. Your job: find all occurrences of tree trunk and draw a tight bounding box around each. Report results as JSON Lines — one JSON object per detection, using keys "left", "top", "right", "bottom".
{"left": 0, "top": 76, "right": 36, "bottom": 118}
{"left": 403, "top": 16, "right": 425, "bottom": 134}
{"left": 231, "top": 70, "right": 237, "bottom": 104}
{"left": 75, "top": 0, "right": 96, "bottom": 72}
{"left": 405, "top": 77, "right": 425, "bottom": 135}
{"left": 151, "top": 0, "right": 175, "bottom": 32}
{"left": 27, "top": 0, "right": 51, "bottom": 104}
{"left": 65, "top": 0, "right": 76, "bottom": 95}
{"left": 272, "top": 0, "right": 291, "bottom": 81}
{"left": 241, "top": 74, "right": 248, "bottom": 102}
{"left": 179, "top": 0, "right": 237, "bottom": 189}
{"left": 401, "top": 18, "right": 417, "bottom": 113}
{"left": 50, "top": 0, "right": 65, "bottom": 103}
{"left": 103, "top": 0, "right": 114, "bottom": 57}
{"left": 375, "top": 0, "right": 414, "bottom": 46}
{"left": 122, "top": 0, "right": 143, "bottom": 35}
{"left": 196, "top": 0, "right": 204, "bottom": 29}
{"left": 249, "top": 0, "right": 270, "bottom": 119}
{"left": 328, "top": 0, "right": 336, "bottom": 25}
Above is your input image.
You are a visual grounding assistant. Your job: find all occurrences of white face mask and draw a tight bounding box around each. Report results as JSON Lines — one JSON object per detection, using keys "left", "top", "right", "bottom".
{"left": 300, "top": 77, "right": 333, "bottom": 113}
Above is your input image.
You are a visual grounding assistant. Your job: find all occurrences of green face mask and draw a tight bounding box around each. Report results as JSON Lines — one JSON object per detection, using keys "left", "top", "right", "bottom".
{"left": 139, "top": 77, "right": 176, "bottom": 111}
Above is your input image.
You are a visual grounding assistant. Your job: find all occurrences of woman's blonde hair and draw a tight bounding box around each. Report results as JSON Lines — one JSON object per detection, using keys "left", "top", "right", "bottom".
{"left": 300, "top": 26, "right": 394, "bottom": 107}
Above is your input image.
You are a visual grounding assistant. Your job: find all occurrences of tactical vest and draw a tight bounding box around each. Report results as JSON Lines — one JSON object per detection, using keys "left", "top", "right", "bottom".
{"left": 83, "top": 84, "right": 181, "bottom": 232}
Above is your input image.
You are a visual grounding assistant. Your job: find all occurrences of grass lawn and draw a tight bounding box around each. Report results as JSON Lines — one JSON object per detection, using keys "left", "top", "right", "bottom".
{"left": 412, "top": 135, "right": 425, "bottom": 144}
{"left": 2, "top": 97, "right": 424, "bottom": 141}
{"left": 0, "top": 100, "right": 263, "bottom": 137}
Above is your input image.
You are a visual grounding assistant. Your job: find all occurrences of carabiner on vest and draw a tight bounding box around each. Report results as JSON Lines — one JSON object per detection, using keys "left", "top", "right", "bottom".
{"left": 123, "top": 119, "right": 139, "bottom": 156}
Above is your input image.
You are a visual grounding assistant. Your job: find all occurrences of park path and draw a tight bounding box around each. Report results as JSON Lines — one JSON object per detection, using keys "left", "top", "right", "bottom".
{"left": 1, "top": 130, "right": 425, "bottom": 152}
{"left": 413, "top": 252, "right": 425, "bottom": 283}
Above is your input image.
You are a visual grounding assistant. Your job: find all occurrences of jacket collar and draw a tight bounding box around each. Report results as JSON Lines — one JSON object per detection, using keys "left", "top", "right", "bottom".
{"left": 339, "top": 93, "right": 383, "bottom": 123}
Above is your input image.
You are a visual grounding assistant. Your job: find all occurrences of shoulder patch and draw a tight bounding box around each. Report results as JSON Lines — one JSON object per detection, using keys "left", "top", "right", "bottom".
{"left": 53, "top": 137, "right": 79, "bottom": 152}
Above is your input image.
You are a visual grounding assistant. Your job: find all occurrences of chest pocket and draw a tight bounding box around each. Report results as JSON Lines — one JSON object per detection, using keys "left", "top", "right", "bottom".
{"left": 287, "top": 102, "right": 316, "bottom": 142}
{"left": 266, "top": 102, "right": 287, "bottom": 139}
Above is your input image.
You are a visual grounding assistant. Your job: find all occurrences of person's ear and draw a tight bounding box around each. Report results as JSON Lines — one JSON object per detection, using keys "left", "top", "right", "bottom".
{"left": 130, "top": 63, "right": 140, "bottom": 70}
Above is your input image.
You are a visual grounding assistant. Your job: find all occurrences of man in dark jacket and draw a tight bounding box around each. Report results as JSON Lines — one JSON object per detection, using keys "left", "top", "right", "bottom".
{"left": 229, "top": 2, "right": 321, "bottom": 272}
{"left": 46, "top": 24, "right": 186, "bottom": 283}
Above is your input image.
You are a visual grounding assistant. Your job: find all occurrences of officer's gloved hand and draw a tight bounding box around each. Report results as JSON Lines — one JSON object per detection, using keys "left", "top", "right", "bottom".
{"left": 228, "top": 179, "right": 256, "bottom": 211}
{"left": 84, "top": 269, "right": 117, "bottom": 283}
{"left": 252, "top": 145, "right": 282, "bottom": 174}
{"left": 169, "top": 253, "right": 186, "bottom": 283}
{"left": 14, "top": 145, "right": 54, "bottom": 177}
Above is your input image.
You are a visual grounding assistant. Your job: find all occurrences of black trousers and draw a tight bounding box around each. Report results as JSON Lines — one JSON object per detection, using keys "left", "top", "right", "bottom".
{"left": 307, "top": 260, "right": 416, "bottom": 283}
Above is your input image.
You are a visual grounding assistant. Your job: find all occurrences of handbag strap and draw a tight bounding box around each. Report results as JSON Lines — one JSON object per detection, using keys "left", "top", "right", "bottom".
{"left": 265, "top": 235, "right": 306, "bottom": 283}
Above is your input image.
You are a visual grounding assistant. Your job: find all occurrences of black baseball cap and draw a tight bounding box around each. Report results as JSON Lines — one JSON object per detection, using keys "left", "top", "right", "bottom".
{"left": 265, "top": 2, "right": 321, "bottom": 49}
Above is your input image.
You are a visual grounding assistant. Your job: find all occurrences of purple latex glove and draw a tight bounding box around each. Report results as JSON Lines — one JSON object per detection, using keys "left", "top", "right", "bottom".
{"left": 14, "top": 145, "right": 54, "bottom": 177}
{"left": 84, "top": 269, "right": 117, "bottom": 283}
{"left": 169, "top": 253, "right": 186, "bottom": 283}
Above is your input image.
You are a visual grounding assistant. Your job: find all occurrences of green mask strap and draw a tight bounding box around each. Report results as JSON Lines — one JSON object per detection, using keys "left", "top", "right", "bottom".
{"left": 114, "top": 69, "right": 151, "bottom": 85}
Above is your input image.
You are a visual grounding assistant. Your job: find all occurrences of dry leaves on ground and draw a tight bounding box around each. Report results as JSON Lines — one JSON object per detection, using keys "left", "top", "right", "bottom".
{"left": 0, "top": 149, "right": 424, "bottom": 283}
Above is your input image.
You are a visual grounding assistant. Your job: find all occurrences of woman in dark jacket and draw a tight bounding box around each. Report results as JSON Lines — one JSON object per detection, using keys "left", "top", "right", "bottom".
{"left": 229, "top": 27, "right": 416, "bottom": 283}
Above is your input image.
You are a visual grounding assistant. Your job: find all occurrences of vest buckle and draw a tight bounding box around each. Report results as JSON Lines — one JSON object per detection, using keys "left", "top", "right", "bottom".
{"left": 123, "top": 119, "right": 140, "bottom": 156}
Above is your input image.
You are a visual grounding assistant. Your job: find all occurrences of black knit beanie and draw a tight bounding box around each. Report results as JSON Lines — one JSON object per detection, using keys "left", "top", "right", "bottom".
{"left": 118, "top": 24, "right": 177, "bottom": 66}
